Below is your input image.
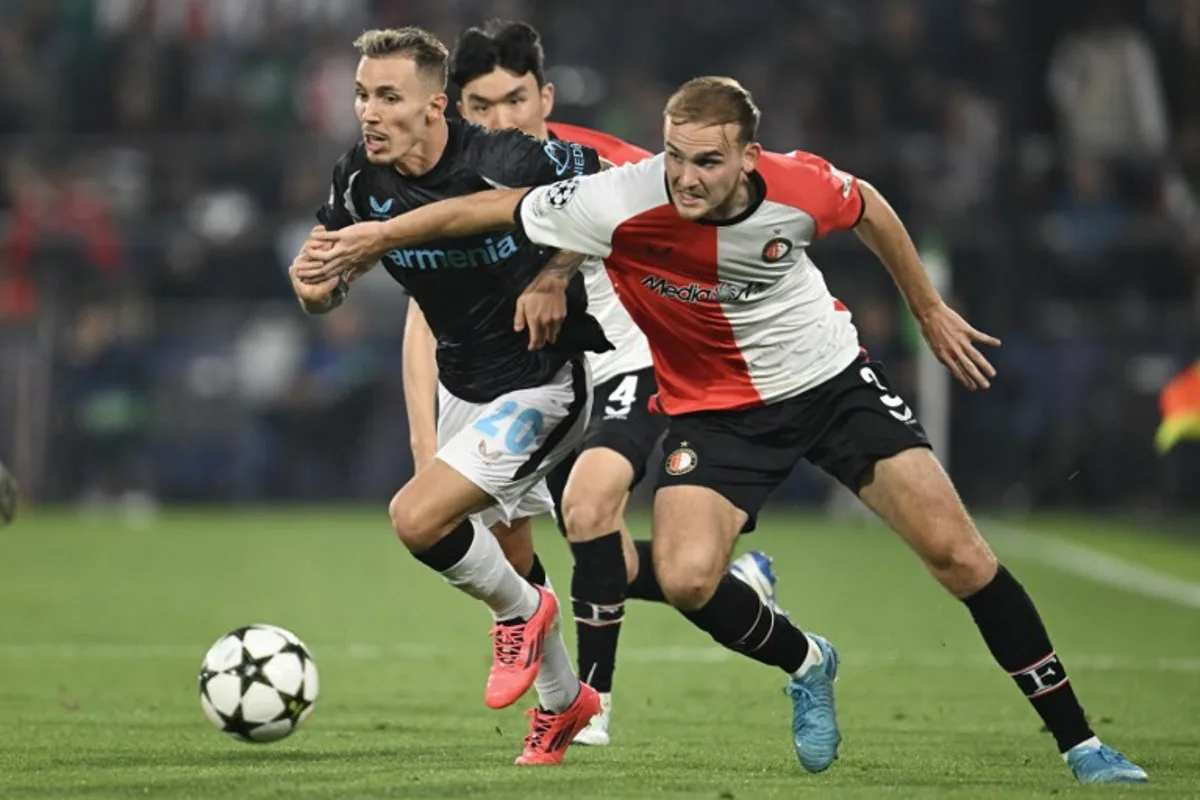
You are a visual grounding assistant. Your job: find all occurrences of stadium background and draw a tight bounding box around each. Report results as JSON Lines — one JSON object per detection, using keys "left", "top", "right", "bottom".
{"left": 1, "top": 0, "right": 1197, "bottom": 514}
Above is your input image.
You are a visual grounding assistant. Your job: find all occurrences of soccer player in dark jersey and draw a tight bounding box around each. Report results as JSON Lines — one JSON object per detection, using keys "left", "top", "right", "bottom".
{"left": 286, "top": 27, "right": 608, "bottom": 766}
{"left": 397, "top": 19, "right": 783, "bottom": 747}
{"left": 299, "top": 76, "right": 1148, "bottom": 784}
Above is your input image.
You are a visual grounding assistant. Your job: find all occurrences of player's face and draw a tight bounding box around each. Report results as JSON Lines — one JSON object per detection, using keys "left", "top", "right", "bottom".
{"left": 457, "top": 68, "right": 553, "bottom": 139}
{"left": 663, "top": 119, "right": 761, "bottom": 221}
{"left": 355, "top": 56, "right": 448, "bottom": 165}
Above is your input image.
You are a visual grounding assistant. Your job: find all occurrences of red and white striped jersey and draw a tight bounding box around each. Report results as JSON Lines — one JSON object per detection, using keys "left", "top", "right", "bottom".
{"left": 545, "top": 122, "right": 654, "bottom": 385}
{"left": 518, "top": 149, "right": 865, "bottom": 415}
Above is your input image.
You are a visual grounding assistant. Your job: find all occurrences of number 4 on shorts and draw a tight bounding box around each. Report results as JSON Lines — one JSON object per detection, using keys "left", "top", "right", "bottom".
{"left": 473, "top": 401, "right": 546, "bottom": 453}
{"left": 604, "top": 375, "right": 639, "bottom": 418}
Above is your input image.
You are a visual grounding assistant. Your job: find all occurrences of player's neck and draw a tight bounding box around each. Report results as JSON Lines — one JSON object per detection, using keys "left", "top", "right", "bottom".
{"left": 534, "top": 122, "right": 550, "bottom": 142}
{"left": 392, "top": 119, "right": 450, "bottom": 178}
{"left": 704, "top": 174, "right": 755, "bottom": 222}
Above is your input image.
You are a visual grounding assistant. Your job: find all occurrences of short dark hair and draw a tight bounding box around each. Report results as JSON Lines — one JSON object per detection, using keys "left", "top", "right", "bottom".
{"left": 353, "top": 27, "right": 449, "bottom": 90}
{"left": 449, "top": 20, "right": 546, "bottom": 90}
{"left": 665, "top": 76, "right": 761, "bottom": 145}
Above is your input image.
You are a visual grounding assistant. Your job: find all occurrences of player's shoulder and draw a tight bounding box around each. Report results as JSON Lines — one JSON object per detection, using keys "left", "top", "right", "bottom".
{"left": 758, "top": 148, "right": 842, "bottom": 179}
{"left": 455, "top": 118, "right": 540, "bottom": 161}
{"left": 578, "top": 153, "right": 668, "bottom": 225}
{"left": 331, "top": 141, "right": 370, "bottom": 177}
{"left": 584, "top": 151, "right": 665, "bottom": 201}
{"left": 546, "top": 122, "right": 651, "bottom": 166}
{"left": 757, "top": 149, "right": 856, "bottom": 207}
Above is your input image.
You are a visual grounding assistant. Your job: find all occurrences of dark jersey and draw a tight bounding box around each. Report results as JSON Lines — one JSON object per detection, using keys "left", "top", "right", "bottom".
{"left": 317, "top": 119, "right": 612, "bottom": 403}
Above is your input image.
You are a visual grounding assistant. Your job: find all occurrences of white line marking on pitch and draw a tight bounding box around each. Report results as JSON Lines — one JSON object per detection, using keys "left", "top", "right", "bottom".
{"left": 982, "top": 519, "right": 1200, "bottom": 610}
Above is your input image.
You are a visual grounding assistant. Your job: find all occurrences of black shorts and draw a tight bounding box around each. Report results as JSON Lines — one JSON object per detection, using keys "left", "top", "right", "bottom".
{"left": 656, "top": 355, "right": 930, "bottom": 531}
{"left": 546, "top": 366, "right": 668, "bottom": 533}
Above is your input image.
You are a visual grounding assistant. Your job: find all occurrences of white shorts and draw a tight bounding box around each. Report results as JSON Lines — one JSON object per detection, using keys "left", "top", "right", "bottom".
{"left": 437, "top": 358, "right": 592, "bottom": 530}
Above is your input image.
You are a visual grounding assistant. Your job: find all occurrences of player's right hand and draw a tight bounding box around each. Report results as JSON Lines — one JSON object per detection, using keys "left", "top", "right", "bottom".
{"left": 515, "top": 274, "right": 569, "bottom": 350}
{"left": 289, "top": 246, "right": 343, "bottom": 308}
{"left": 303, "top": 222, "right": 387, "bottom": 282}
{"left": 918, "top": 302, "right": 1001, "bottom": 391}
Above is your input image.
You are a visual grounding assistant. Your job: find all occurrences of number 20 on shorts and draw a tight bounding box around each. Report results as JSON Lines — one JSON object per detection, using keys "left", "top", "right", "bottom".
{"left": 472, "top": 401, "right": 546, "bottom": 453}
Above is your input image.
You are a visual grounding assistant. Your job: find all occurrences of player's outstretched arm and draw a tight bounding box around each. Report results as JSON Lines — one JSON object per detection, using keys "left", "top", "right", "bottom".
{"left": 402, "top": 298, "right": 439, "bottom": 470}
{"left": 854, "top": 181, "right": 1001, "bottom": 391}
{"left": 298, "top": 189, "right": 529, "bottom": 283}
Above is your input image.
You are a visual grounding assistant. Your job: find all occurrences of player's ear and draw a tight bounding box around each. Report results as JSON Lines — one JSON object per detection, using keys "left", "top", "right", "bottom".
{"left": 742, "top": 141, "right": 762, "bottom": 173}
{"left": 428, "top": 92, "right": 449, "bottom": 121}
{"left": 540, "top": 81, "right": 555, "bottom": 120}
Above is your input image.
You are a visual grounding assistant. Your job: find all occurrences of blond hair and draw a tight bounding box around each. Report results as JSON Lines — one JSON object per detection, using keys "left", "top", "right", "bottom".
{"left": 353, "top": 27, "right": 449, "bottom": 89}
{"left": 665, "top": 76, "right": 760, "bottom": 144}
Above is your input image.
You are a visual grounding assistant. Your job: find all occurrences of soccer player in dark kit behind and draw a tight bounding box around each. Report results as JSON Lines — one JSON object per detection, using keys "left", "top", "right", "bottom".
{"left": 287, "top": 26, "right": 609, "bottom": 766}
{"left": 298, "top": 75, "right": 1149, "bottom": 785}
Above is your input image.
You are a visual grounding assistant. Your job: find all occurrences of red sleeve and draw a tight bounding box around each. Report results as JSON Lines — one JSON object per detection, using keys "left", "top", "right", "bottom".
{"left": 786, "top": 151, "right": 864, "bottom": 237}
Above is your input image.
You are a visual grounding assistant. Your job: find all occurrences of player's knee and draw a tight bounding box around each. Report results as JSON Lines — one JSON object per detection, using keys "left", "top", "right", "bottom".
{"left": 388, "top": 491, "right": 437, "bottom": 551}
{"left": 656, "top": 558, "right": 723, "bottom": 612}
{"left": 924, "top": 531, "right": 998, "bottom": 598}
{"left": 562, "top": 491, "right": 623, "bottom": 542}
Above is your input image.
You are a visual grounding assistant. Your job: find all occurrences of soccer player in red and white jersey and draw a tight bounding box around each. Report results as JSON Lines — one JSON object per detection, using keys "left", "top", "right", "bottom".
{"left": 403, "top": 20, "right": 784, "bottom": 747}
{"left": 300, "top": 77, "right": 1147, "bottom": 783}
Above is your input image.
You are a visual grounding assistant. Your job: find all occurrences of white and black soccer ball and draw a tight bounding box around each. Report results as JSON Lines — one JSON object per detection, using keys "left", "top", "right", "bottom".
{"left": 198, "top": 624, "right": 319, "bottom": 743}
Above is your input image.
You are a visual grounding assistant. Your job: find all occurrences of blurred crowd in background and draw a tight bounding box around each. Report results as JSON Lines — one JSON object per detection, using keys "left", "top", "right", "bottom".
{"left": 1, "top": 0, "right": 1199, "bottom": 514}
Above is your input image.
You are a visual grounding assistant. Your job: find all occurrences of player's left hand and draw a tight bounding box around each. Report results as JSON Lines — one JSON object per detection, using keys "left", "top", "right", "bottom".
{"left": 918, "top": 302, "right": 1001, "bottom": 391}
{"left": 297, "top": 223, "right": 386, "bottom": 283}
{"left": 515, "top": 274, "right": 569, "bottom": 350}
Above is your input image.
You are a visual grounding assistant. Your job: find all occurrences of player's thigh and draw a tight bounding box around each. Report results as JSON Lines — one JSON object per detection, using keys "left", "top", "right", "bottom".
{"left": 388, "top": 459, "right": 493, "bottom": 550}
{"left": 652, "top": 485, "right": 746, "bottom": 610}
{"left": 859, "top": 448, "right": 996, "bottom": 597}
{"left": 436, "top": 357, "right": 592, "bottom": 529}
{"left": 804, "top": 358, "right": 995, "bottom": 596}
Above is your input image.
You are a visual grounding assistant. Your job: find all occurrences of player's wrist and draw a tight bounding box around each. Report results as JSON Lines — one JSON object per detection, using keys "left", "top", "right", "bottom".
{"left": 375, "top": 218, "right": 408, "bottom": 252}
{"left": 909, "top": 295, "right": 944, "bottom": 323}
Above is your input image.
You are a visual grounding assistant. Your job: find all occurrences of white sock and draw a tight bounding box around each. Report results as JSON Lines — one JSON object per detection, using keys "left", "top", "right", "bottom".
{"left": 1062, "top": 736, "right": 1102, "bottom": 761}
{"left": 534, "top": 618, "right": 581, "bottom": 714}
{"left": 790, "top": 634, "right": 824, "bottom": 679}
{"left": 527, "top": 573, "right": 580, "bottom": 713}
{"left": 439, "top": 525, "right": 540, "bottom": 621}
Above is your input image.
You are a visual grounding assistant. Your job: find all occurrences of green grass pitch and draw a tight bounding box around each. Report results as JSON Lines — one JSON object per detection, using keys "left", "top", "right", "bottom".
{"left": 2, "top": 508, "right": 1199, "bottom": 798}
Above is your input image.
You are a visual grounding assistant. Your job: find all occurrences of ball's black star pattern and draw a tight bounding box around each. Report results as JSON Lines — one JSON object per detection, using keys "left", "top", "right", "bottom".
{"left": 236, "top": 646, "right": 278, "bottom": 696}
{"left": 214, "top": 699, "right": 262, "bottom": 742}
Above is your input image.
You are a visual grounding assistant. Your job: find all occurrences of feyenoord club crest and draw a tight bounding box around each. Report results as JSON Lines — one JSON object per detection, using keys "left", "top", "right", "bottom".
{"left": 664, "top": 444, "right": 698, "bottom": 476}
{"left": 762, "top": 237, "right": 793, "bottom": 264}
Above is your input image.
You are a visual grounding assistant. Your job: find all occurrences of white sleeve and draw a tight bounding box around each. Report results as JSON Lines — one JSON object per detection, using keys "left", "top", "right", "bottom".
{"left": 518, "top": 171, "right": 617, "bottom": 259}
